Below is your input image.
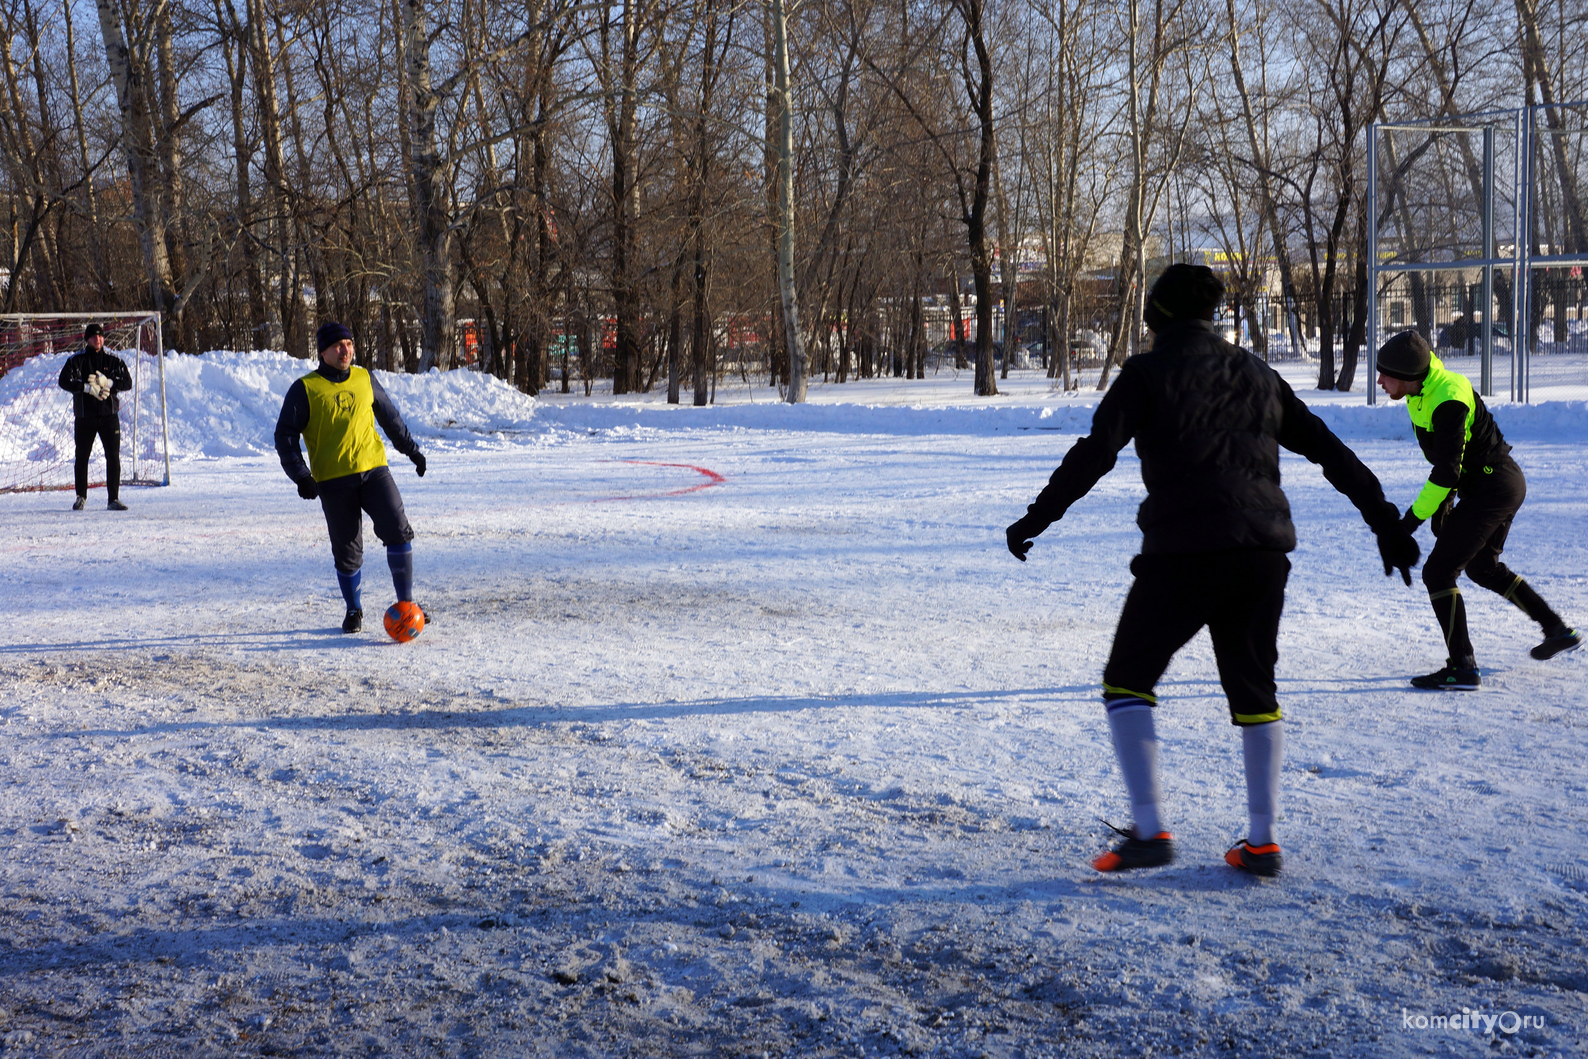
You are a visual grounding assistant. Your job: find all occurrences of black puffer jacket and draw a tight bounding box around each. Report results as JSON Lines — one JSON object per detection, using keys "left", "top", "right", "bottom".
{"left": 1023, "top": 320, "right": 1399, "bottom": 554}
{"left": 57, "top": 347, "right": 133, "bottom": 418}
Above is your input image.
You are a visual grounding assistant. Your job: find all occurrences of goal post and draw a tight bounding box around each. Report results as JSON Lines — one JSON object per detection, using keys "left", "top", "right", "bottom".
{"left": 0, "top": 312, "right": 170, "bottom": 494}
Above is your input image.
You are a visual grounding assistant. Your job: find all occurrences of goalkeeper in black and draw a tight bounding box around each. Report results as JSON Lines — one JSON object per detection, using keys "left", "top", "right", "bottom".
{"left": 1375, "top": 330, "right": 1579, "bottom": 690}
{"left": 57, "top": 322, "right": 133, "bottom": 511}
{"left": 1005, "top": 265, "right": 1419, "bottom": 878}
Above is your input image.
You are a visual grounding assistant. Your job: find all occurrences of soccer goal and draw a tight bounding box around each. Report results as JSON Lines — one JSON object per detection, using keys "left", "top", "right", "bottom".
{"left": 0, "top": 313, "right": 170, "bottom": 494}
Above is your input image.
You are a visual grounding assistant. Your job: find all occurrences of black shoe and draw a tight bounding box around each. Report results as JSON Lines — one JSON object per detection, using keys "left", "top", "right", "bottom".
{"left": 1091, "top": 822, "right": 1174, "bottom": 872}
{"left": 1532, "top": 626, "right": 1582, "bottom": 661}
{"left": 107, "top": 499, "right": 128, "bottom": 511}
{"left": 1411, "top": 661, "right": 1480, "bottom": 690}
{"left": 72, "top": 496, "right": 85, "bottom": 511}
{"left": 1225, "top": 839, "right": 1283, "bottom": 877}
{"left": 342, "top": 608, "right": 363, "bottom": 634}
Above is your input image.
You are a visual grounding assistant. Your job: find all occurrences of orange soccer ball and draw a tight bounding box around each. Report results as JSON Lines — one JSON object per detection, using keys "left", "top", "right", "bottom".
{"left": 383, "top": 601, "right": 425, "bottom": 643}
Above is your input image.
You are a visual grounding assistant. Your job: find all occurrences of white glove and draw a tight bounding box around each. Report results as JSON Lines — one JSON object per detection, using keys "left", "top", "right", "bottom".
{"left": 86, "top": 372, "right": 111, "bottom": 400}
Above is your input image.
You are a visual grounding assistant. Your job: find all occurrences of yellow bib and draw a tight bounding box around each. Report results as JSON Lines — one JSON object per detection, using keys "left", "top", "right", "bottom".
{"left": 300, "top": 367, "right": 388, "bottom": 481}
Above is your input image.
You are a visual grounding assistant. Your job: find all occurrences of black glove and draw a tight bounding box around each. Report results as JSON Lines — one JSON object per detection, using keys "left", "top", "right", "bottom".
{"left": 412, "top": 451, "right": 426, "bottom": 477}
{"left": 1006, "top": 517, "right": 1044, "bottom": 562}
{"left": 1399, "top": 508, "right": 1424, "bottom": 536}
{"left": 1430, "top": 495, "right": 1454, "bottom": 537}
{"left": 296, "top": 477, "right": 318, "bottom": 500}
{"left": 1377, "top": 527, "right": 1420, "bottom": 586}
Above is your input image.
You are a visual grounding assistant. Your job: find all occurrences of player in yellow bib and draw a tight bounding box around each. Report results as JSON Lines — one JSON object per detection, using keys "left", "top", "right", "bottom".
{"left": 1376, "top": 330, "right": 1579, "bottom": 689}
{"left": 275, "top": 322, "right": 428, "bottom": 633}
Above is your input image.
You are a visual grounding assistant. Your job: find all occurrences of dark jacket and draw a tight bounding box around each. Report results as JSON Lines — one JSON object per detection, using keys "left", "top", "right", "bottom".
{"left": 1022, "top": 320, "right": 1398, "bottom": 555}
{"left": 274, "top": 361, "right": 420, "bottom": 486}
{"left": 57, "top": 347, "right": 133, "bottom": 418}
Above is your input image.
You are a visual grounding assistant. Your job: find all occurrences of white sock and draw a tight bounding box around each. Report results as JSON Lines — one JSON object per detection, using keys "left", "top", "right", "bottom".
{"left": 1242, "top": 720, "right": 1283, "bottom": 847}
{"left": 1107, "top": 701, "right": 1163, "bottom": 837}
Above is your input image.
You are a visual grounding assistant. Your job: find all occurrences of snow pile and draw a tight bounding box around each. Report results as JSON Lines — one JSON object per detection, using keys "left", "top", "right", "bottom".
{"left": 0, "top": 350, "right": 543, "bottom": 462}
{"left": 158, "top": 351, "right": 542, "bottom": 457}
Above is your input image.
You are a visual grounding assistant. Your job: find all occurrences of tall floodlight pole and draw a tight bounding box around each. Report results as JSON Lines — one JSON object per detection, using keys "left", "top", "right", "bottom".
{"left": 1515, "top": 108, "right": 1533, "bottom": 403}
{"left": 1368, "top": 123, "right": 1379, "bottom": 406}
{"left": 1481, "top": 124, "right": 1494, "bottom": 397}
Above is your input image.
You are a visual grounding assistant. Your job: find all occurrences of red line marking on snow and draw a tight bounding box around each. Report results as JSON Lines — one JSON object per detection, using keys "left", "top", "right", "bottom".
{"left": 595, "top": 460, "right": 726, "bottom": 502}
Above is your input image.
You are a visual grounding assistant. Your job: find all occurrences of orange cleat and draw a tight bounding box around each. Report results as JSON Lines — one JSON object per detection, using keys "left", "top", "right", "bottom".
{"left": 1091, "top": 823, "right": 1174, "bottom": 872}
{"left": 1225, "top": 839, "right": 1283, "bottom": 877}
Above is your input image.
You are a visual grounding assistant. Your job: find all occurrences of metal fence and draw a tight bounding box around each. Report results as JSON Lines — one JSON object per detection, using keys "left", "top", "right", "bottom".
{"left": 1370, "top": 106, "right": 1588, "bottom": 404}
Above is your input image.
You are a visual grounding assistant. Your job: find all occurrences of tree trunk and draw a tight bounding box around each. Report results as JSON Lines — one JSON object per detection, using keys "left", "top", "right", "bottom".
{"left": 403, "top": 0, "right": 456, "bottom": 372}
{"left": 217, "top": 0, "right": 264, "bottom": 348}
{"left": 770, "top": 0, "right": 807, "bottom": 403}
{"left": 1226, "top": 0, "right": 1306, "bottom": 364}
{"left": 1517, "top": 0, "right": 1588, "bottom": 253}
{"left": 95, "top": 0, "right": 173, "bottom": 315}
{"left": 956, "top": 0, "right": 997, "bottom": 397}
{"left": 247, "top": 0, "right": 288, "bottom": 349}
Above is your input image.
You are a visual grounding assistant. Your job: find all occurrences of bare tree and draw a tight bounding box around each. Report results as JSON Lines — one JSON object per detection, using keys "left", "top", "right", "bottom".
{"left": 1097, "top": 0, "right": 1200, "bottom": 390}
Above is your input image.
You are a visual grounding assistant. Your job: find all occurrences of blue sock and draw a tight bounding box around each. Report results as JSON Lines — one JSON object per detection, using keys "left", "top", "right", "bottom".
{"left": 387, "top": 543, "right": 414, "bottom": 602}
{"left": 337, "top": 569, "right": 362, "bottom": 612}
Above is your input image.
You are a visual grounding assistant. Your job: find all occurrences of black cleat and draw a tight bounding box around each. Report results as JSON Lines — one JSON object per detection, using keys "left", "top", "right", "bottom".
{"left": 1532, "top": 626, "right": 1582, "bottom": 661}
{"left": 1091, "top": 822, "right": 1174, "bottom": 872}
{"left": 107, "top": 499, "right": 128, "bottom": 511}
{"left": 72, "top": 495, "right": 86, "bottom": 510}
{"left": 1225, "top": 839, "right": 1283, "bottom": 877}
{"left": 342, "top": 608, "right": 363, "bottom": 634}
{"left": 1411, "top": 662, "right": 1480, "bottom": 690}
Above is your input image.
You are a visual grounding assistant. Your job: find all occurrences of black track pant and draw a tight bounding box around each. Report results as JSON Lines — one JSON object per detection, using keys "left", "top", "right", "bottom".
{"left": 73, "top": 415, "right": 121, "bottom": 501}
{"left": 318, "top": 466, "right": 414, "bottom": 574}
{"left": 1101, "top": 550, "right": 1290, "bottom": 726}
{"left": 1421, "top": 456, "right": 1560, "bottom": 661}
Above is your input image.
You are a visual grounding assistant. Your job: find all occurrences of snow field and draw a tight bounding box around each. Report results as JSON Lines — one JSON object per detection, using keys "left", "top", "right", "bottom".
{"left": 0, "top": 356, "right": 1585, "bottom": 1057}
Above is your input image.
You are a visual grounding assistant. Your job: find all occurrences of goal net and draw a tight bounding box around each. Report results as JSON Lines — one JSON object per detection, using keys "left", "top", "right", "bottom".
{"left": 0, "top": 313, "right": 169, "bottom": 494}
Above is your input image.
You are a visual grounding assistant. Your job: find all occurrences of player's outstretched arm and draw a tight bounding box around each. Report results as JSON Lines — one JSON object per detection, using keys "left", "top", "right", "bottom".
{"left": 1273, "top": 377, "right": 1418, "bottom": 583}
{"left": 1005, "top": 366, "right": 1143, "bottom": 561}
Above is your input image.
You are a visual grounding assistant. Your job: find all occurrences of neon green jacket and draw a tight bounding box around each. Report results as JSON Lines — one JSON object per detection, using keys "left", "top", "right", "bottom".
{"left": 1403, "top": 354, "right": 1510, "bottom": 519}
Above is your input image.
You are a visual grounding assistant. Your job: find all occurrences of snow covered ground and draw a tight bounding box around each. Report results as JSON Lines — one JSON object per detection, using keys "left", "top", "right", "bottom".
{"left": 2, "top": 353, "right": 1586, "bottom": 1058}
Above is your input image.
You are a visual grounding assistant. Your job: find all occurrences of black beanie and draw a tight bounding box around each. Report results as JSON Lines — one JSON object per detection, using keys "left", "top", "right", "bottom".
{"left": 317, "top": 321, "right": 353, "bottom": 353}
{"left": 1376, "top": 330, "right": 1431, "bottom": 382}
{"left": 84, "top": 322, "right": 103, "bottom": 339}
{"left": 1143, "top": 263, "right": 1225, "bottom": 333}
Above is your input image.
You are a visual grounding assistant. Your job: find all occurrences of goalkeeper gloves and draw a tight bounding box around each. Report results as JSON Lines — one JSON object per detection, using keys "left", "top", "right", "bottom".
{"left": 85, "top": 372, "right": 112, "bottom": 400}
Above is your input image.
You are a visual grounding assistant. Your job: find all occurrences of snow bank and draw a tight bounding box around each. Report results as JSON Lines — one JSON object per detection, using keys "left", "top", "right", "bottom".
{"left": 0, "top": 350, "right": 542, "bottom": 461}
{"left": 532, "top": 393, "right": 1588, "bottom": 445}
